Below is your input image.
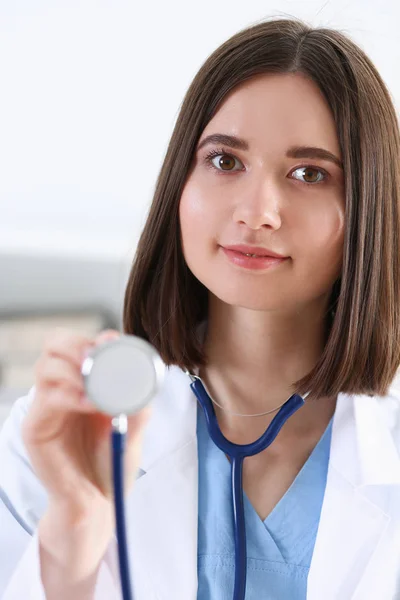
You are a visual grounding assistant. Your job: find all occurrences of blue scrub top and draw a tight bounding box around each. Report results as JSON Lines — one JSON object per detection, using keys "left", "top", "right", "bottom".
{"left": 196, "top": 402, "right": 333, "bottom": 600}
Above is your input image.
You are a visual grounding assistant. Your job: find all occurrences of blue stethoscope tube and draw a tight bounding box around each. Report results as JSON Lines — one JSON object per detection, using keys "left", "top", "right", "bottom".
{"left": 112, "top": 420, "right": 134, "bottom": 600}
{"left": 110, "top": 377, "right": 305, "bottom": 600}
{"left": 188, "top": 374, "right": 305, "bottom": 600}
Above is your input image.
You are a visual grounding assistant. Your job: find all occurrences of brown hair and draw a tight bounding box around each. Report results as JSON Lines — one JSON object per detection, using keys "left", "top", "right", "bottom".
{"left": 123, "top": 16, "right": 400, "bottom": 401}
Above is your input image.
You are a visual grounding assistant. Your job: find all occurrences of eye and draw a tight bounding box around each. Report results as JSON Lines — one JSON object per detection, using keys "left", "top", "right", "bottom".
{"left": 203, "top": 148, "right": 243, "bottom": 172}
{"left": 290, "top": 166, "right": 327, "bottom": 185}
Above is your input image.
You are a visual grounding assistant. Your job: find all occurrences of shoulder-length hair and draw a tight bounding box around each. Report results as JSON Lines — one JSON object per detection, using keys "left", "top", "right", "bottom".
{"left": 123, "top": 16, "right": 400, "bottom": 401}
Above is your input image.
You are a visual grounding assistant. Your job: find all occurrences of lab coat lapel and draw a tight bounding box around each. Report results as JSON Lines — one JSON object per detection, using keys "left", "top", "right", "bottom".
{"left": 307, "top": 390, "right": 400, "bottom": 600}
{"left": 126, "top": 365, "right": 199, "bottom": 600}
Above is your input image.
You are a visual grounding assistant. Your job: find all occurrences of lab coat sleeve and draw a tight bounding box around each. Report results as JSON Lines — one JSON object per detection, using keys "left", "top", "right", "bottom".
{"left": 0, "top": 387, "right": 120, "bottom": 599}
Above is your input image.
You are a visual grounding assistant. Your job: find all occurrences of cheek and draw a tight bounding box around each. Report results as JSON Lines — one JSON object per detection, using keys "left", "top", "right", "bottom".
{"left": 179, "top": 172, "right": 225, "bottom": 237}
{"left": 180, "top": 187, "right": 199, "bottom": 228}
{"left": 315, "top": 204, "right": 344, "bottom": 250}
{"left": 179, "top": 187, "right": 199, "bottom": 246}
{"left": 179, "top": 184, "right": 212, "bottom": 266}
{"left": 299, "top": 202, "right": 345, "bottom": 276}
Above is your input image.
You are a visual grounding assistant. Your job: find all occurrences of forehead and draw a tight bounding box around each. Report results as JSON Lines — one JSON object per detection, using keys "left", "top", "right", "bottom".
{"left": 201, "top": 73, "right": 340, "bottom": 156}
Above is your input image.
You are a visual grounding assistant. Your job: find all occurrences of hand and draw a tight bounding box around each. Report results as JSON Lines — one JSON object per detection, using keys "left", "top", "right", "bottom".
{"left": 22, "top": 328, "right": 152, "bottom": 580}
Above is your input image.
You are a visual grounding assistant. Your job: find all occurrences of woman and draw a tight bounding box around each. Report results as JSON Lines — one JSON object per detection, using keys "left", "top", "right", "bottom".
{"left": 1, "top": 16, "right": 400, "bottom": 600}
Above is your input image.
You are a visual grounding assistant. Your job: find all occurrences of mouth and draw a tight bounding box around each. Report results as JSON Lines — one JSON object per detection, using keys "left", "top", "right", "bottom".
{"left": 220, "top": 247, "right": 289, "bottom": 271}
{"left": 238, "top": 251, "right": 270, "bottom": 257}
{"left": 221, "top": 244, "right": 288, "bottom": 259}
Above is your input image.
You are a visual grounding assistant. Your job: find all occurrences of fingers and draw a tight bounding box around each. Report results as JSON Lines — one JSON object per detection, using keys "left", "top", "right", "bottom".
{"left": 33, "top": 328, "right": 122, "bottom": 418}
{"left": 35, "top": 355, "right": 82, "bottom": 393}
{"left": 22, "top": 326, "right": 142, "bottom": 508}
{"left": 41, "top": 327, "right": 121, "bottom": 369}
{"left": 42, "top": 327, "right": 95, "bottom": 369}
{"left": 23, "top": 385, "right": 85, "bottom": 445}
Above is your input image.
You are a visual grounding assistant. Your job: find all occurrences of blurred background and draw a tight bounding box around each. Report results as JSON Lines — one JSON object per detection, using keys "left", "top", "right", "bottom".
{"left": 1, "top": 0, "right": 399, "bottom": 424}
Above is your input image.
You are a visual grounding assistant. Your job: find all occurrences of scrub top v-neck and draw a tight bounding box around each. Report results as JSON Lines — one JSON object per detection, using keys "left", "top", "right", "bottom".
{"left": 196, "top": 401, "right": 333, "bottom": 599}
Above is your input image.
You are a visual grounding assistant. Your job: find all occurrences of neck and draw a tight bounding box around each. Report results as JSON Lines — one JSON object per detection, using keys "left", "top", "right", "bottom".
{"left": 198, "top": 295, "right": 336, "bottom": 444}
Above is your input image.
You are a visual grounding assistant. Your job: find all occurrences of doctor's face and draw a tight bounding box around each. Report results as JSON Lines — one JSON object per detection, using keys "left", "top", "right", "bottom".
{"left": 179, "top": 73, "right": 345, "bottom": 314}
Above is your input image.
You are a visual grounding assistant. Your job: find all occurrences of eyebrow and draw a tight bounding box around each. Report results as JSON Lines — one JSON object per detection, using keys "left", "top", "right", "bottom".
{"left": 196, "top": 133, "right": 343, "bottom": 170}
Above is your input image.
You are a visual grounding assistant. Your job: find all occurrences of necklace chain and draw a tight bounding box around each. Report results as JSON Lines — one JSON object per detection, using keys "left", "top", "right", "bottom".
{"left": 185, "top": 370, "right": 309, "bottom": 417}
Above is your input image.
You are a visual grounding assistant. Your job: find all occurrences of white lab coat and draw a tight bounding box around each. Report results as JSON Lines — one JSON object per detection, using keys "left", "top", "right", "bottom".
{"left": 1, "top": 364, "right": 400, "bottom": 599}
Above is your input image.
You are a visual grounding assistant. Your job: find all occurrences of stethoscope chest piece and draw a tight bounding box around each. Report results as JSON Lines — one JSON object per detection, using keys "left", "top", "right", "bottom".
{"left": 81, "top": 334, "right": 165, "bottom": 416}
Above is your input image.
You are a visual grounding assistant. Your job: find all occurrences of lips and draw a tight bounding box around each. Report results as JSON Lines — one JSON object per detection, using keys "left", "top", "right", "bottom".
{"left": 222, "top": 244, "right": 288, "bottom": 259}
{"left": 221, "top": 247, "right": 288, "bottom": 271}
{"left": 239, "top": 251, "right": 267, "bottom": 257}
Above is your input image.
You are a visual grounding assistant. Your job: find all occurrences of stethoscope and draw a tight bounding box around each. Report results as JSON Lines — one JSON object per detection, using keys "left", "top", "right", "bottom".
{"left": 81, "top": 334, "right": 307, "bottom": 600}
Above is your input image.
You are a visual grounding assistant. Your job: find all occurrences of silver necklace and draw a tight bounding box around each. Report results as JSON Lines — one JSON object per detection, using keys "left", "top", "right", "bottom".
{"left": 185, "top": 370, "right": 310, "bottom": 417}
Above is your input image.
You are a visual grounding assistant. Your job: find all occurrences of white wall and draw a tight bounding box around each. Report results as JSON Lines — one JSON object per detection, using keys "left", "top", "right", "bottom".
{"left": 1, "top": 0, "right": 399, "bottom": 262}
{"left": 0, "top": 0, "right": 399, "bottom": 417}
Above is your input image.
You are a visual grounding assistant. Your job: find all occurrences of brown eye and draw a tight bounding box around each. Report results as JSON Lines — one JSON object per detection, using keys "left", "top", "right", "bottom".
{"left": 204, "top": 150, "right": 243, "bottom": 172}
{"left": 303, "top": 168, "right": 319, "bottom": 183}
{"left": 292, "top": 166, "right": 325, "bottom": 184}
{"left": 217, "top": 155, "right": 236, "bottom": 170}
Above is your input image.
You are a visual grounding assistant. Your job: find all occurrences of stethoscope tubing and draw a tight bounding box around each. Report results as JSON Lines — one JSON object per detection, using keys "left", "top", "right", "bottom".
{"left": 232, "top": 455, "right": 246, "bottom": 599}
{"left": 112, "top": 419, "right": 135, "bottom": 600}
{"left": 189, "top": 376, "right": 305, "bottom": 600}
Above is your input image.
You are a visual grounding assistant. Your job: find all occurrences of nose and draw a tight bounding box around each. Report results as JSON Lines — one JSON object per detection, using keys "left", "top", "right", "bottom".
{"left": 232, "top": 176, "right": 283, "bottom": 230}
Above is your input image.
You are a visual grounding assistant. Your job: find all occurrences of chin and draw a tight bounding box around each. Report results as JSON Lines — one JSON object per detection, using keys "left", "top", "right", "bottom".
{"left": 208, "top": 284, "right": 279, "bottom": 312}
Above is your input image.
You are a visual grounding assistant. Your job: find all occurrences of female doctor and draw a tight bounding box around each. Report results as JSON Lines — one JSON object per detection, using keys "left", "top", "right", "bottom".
{"left": 2, "top": 16, "right": 400, "bottom": 600}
